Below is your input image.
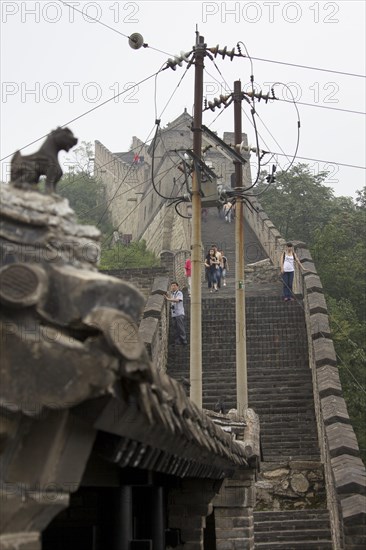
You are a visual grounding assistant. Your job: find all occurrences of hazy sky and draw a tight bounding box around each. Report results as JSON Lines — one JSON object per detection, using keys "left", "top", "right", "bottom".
{"left": 1, "top": 0, "right": 365, "bottom": 197}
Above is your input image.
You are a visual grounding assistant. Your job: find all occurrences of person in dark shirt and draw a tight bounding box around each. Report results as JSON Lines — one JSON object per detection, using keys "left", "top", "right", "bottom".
{"left": 204, "top": 248, "right": 219, "bottom": 293}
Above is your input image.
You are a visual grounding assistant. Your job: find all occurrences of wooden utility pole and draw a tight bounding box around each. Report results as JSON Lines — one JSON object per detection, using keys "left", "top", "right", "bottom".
{"left": 190, "top": 32, "right": 205, "bottom": 408}
{"left": 234, "top": 80, "right": 248, "bottom": 415}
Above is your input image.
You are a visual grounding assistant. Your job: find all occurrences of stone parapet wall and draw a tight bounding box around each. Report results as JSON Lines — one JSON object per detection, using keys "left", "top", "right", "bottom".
{"left": 244, "top": 196, "right": 366, "bottom": 549}
{"left": 297, "top": 246, "right": 366, "bottom": 549}
{"left": 139, "top": 275, "right": 170, "bottom": 375}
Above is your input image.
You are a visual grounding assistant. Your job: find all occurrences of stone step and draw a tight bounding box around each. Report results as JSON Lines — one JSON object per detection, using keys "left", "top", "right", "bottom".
{"left": 255, "top": 530, "right": 332, "bottom": 543}
{"left": 253, "top": 542, "right": 333, "bottom": 549}
{"left": 253, "top": 510, "right": 332, "bottom": 548}
{"left": 262, "top": 455, "right": 322, "bottom": 463}
{"left": 255, "top": 510, "right": 331, "bottom": 521}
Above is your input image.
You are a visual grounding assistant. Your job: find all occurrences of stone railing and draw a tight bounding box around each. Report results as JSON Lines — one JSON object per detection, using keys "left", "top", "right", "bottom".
{"left": 295, "top": 244, "right": 366, "bottom": 549}
{"left": 138, "top": 275, "right": 170, "bottom": 375}
{"left": 244, "top": 198, "right": 366, "bottom": 549}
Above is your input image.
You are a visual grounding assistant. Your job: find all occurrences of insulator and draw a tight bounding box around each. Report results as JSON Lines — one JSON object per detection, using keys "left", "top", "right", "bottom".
{"left": 166, "top": 51, "right": 191, "bottom": 70}
{"left": 227, "top": 48, "right": 236, "bottom": 60}
{"left": 208, "top": 44, "right": 220, "bottom": 57}
{"left": 208, "top": 45, "right": 236, "bottom": 60}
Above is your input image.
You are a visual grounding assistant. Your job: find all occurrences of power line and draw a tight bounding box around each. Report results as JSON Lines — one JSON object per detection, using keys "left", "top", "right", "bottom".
{"left": 0, "top": 72, "right": 161, "bottom": 162}
{"left": 249, "top": 55, "right": 366, "bottom": 79}
{"left": 278, "top": 99, "right": 366, "bottom": 116}
{"left": 58, "top": 0, "right": 173, "bottom": 56}
{"left": 273, "top": 153, "right": 365, "bottom": 170}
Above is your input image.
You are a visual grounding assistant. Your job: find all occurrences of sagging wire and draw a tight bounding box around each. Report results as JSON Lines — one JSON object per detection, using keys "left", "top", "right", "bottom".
{"left": 236, "top": 41, "right": 262, "bottom": 189}
{"left": 266, "top": 82, "right": 301, "bottom": 173}
{"left": 151, "top": 121, "right": 188, "bottom": 202}
{"left": 236, "top": 41, "right": 301, "bottom": 188}
{"left": 174, "top": 200, "right": 192, "bottom": 219}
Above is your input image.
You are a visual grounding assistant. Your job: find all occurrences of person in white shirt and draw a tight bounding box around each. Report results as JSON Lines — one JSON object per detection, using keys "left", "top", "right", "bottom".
{"left": 223, "top": 202, "right": 232, "bottom": 223}
{"left": 165, "top": 282, "right": 188, "bottom": 345}
{"left": 280, "top": 242, "right": 306, "bottom": 301}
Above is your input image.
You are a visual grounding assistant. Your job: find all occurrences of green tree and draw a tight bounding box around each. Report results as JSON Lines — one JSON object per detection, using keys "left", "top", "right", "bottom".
{"left": 99, "top": 240, "right": 159, "bottom": 270}
{"left": 313, "top": 209, "right": 366, "bottom": 321}
{"left": 58, "top": 142, "right": 113, "bottom": 236}
{"left": 256, "top": 164, "right": 335, "bottom": 245}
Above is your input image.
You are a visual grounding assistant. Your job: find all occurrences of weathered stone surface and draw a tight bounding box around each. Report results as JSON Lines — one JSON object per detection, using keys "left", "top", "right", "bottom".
{"left": 304, "top": 273, "right": 324, "bottom": 294}
{"left": 309, "top": 312, "right": 331, "bottom": 339}
{"left": 307, "top": 291, "right": 328, "bottom": 314}
{"left": 316, "top": 365, "right": 342, "bottom": 397}
{"left": 0, "top": 264, "right": 48, "bottom": 308}
{"left": 139, "top": 316, "right": 159, "bottom": 350}
{"left": 326, "top": 422, "right": 361, "bottom": 458}
{"left": 0, "top": 532, "right": 41, "bottom": 550}
{"left": 331, "top": 455, "right": 366, "bottom": 496}
{"left": 1, "top": 316, "right": 119, "bottom": 412}
{"left": 262, "top": 469, "right": 289, "bottom": 479}
{"left": 143, "top": 293, "right": 165, "bottom": 318}
{"left": 341, "top": 494, "right": 366, "bottom": 523}
{"left": 313, "top": 337, "right": 337, "bottom": 367}
{"left": 290, "top": 473, "right": 310, "bottom": 494}
{"left": 321, "top": 394, "right": 351, "bottom": 425}
{"left": 255, "top": 461, "right": 325, "bottom": 510}
{"left": 0, "top": 185, "right": 100, "bottom": 271}
{"left": 151, "top": 275, "right": 169, "bottom": 295}
{"left": 37, "top": 264, "right": 145, "bottom": 326}
{"left": 83, "top": 307, "right": 144, "bottom": 361}
{"left": 244, "top": 258, "right": 279, "bottom": 284}
{"left": 0, "top": 490, "right": 68, "bottom": 535}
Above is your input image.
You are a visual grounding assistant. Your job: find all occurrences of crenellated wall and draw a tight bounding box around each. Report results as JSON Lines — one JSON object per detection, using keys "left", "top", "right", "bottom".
{"left": 244, "top": 196, "right": 366, "bottom": 549}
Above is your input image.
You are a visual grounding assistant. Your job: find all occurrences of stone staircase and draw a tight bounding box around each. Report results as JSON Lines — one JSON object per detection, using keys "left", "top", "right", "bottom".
{"left": 166, "top": 208, "right": 334, "bottom": 548}
{"left": 168, "top": 295, "right": 320, "bottom": 462}
{"left": 253, "top": 510, "right": 333, "bottom": 549}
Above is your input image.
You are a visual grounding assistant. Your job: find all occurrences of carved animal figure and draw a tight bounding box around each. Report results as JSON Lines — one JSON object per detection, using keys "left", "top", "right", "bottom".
{"left": 11, "top": 127, "right": 78, "bottom": 193}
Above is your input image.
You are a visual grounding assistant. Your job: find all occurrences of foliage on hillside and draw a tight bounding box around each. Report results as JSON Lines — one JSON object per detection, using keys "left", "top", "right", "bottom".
{"left": 257, "top": 164, "right": 366, "bottom": 463}
{"left": 99, "top": 240, "right": 159, "bottom": 270}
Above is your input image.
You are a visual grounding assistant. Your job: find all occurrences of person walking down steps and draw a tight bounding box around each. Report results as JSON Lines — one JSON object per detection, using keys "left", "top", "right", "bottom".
{"left": 204, "top": 248, "right": 219, "bottom": 292}
{"left": 165, "top": 282, "right": 188, "bottom": 345}
{"left": 280, "top": 242, "right": 307, "bottom": 301}
{"left": 220, "top": 250, "right": 229, "bottom": 286}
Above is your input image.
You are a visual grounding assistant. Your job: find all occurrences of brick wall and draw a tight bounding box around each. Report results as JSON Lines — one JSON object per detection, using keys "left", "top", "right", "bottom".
{"left": 101, "top": 267, "right": 168, "bottom": 301}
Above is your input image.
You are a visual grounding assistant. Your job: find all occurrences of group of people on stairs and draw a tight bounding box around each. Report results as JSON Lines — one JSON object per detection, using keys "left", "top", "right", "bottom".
{"left": 166, "top": 242, "right": 307, "bottom": 347}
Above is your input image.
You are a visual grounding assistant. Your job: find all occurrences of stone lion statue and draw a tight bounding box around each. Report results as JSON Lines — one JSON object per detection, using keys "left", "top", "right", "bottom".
{"left": 10, "top": 126, "right": 78, "bottom": 193}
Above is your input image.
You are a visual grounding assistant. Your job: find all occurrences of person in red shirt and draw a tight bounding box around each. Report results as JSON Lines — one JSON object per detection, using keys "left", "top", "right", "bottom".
{"left": 184, "top": 256, "right": 192, "bottom": 297}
